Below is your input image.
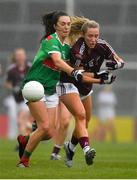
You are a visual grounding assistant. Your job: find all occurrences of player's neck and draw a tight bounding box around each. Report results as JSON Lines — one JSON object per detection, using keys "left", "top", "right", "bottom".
{"left": 57, "top": 34, "right": 66, "bottom": 44}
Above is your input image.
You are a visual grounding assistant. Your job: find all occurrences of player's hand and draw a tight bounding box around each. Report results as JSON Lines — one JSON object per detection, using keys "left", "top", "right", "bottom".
{"left": 100, "top": 73, "right": 116, "bottom": 84}
{"left": 71, "top": 69, "right": 84, "bottom": 82}
{"left": 95, "top": 70, "right": 109, "bottom": 79}
{"left": 106, "top": 60, "right": 124, "bottom": 70}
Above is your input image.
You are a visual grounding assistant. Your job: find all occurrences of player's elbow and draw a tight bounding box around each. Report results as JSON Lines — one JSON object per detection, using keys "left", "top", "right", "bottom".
{"left": 53, "top": 59, "right": 62, "bottom": 69}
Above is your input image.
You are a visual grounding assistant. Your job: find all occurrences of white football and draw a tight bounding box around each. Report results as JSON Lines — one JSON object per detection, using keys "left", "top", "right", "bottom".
{"left": 22, "top": 81, "right": 44, "bottom": 101}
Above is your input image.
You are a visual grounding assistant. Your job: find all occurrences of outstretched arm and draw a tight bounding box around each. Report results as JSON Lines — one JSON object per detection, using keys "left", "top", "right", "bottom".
{"left": 82, "top": 71, "right": 116, "bottom": 85}
{"left": 106, "top": 53, "right": 125, "bottom": 70}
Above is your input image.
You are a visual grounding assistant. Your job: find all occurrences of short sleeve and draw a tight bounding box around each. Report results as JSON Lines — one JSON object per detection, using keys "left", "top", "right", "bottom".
{"left": 42, "top": 39, "right": 61, "bottom": 55}
{"left": 103, "top": 40, "right": 115, "bottom": 60}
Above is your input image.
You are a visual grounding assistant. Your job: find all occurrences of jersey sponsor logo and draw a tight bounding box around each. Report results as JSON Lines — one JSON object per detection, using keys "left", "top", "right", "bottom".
{"left": 94, "top": 56, "right": 101, "bottom": 65}
{"left": 42, "top": 58, "right": 59, "bottom": 71}
{"left": 88, "top": 56, "right": 100, "bottom": 67}
{"left": 52, "top": 45, "right": 59, "bottom": 50}
{"left": 88, "top": 59, "right": 94, "bottom": 67}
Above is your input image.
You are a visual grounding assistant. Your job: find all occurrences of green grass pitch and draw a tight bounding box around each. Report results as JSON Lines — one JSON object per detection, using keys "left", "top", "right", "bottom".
{"left": 0, "top": 139, "right": 137, "bottom": 179}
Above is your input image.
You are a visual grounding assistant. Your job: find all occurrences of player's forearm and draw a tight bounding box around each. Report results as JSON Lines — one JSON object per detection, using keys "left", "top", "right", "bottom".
{"left": 51, "top": 53, "right": 74, "bottom": 75}
{"left": 82, "top": 75, "right": 101, "bottom": 84}
{"left": 113, "top": 53, "right": 124, "bottom": 63}
{"left": 54, "top": 58, "right": 73, "bottom": 75}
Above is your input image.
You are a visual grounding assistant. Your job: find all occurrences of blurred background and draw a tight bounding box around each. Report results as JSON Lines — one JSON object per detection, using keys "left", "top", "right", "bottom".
{"left": 0, "top": 0, "right": 137, "bottom": 143}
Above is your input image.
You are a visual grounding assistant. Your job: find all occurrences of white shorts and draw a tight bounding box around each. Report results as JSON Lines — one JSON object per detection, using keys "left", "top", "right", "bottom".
{"left": 56, "top": 82, "right": 92, "bottom": 100}
{"left": 56, "top": 82, "right": 79, "bottom": 96}
{"left": 24, "top": 93, "right": 59, "bottom": 108}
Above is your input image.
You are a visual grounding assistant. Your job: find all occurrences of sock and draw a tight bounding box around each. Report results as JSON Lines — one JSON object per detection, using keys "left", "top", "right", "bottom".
{"left": 69, "top": 135, "right": 79, "bottom": 152}
{"left": 25, "top": 135, "right": 29, "bottom": 143}
{"left": 19, "top": 135, "right": 29, "bottom": 146}
{"left": 52, "top": 144, "right": 61, "bottom": 155}
{"left": 21, "top": 150, "right": 32, "bottom": 165}
{"left": 78, "top": 137, "right": 90, "bottom": 155}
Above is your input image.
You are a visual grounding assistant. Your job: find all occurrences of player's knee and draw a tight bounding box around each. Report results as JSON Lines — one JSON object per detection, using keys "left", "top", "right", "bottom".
{"left": 39, "top": 124, "right": 49, "bottom": 135}
{"left": 75, "top": 110, "right": 86, "bottom": 121}
{"left": 60, "top": 119, "right": 70, "bottom": 130}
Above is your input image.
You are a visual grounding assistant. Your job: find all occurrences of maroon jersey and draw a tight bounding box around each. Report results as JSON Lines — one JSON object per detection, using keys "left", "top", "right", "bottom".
{"left": 60, "top": 37, "right": 115, "bottom": 96}
{"left": 70, "top": 37, "right": 115, "bottom": 72}
{"left": 6, "top": 62, "right": 31, "bottom": 103}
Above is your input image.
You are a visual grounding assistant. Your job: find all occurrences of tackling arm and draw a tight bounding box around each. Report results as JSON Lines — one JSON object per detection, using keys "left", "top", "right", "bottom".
{"left": 81, "top": 71, "right": 116, "bottom": 85}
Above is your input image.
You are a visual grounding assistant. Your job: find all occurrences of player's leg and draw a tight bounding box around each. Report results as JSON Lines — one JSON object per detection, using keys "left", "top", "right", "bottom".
{"left": 82, "top": 95, "right": 93, "bottom": 128}
{"left": 51, "top": 101, "right": 72, "bottom": 160}
{"left": 17, "top": 93, "right": 59, "bottom": 161}
{"left": 17, "top": 102, "right": 33, "bottom": 155}
{"left": 17, "top": 101, "right": 53, "bottom": 167}
{"left": 61, "top": 93, "right": 95, "bottom": 166}
{"left": 30, "top": 93, "right": 59, "bottom": 140}
{"left": 67, "top": 95, "right": 92, "bottom": 151}
{"left": 17, "top": 106, "right": 58, "bottom": 160}
{"left": 17, "top": 105, "right": 33, "bottom": 158}
{"left": 44, "top": 93, "right": 60, "bottom": 143}
{"left": 80, "top": 95, "right": 96, "bottom": 163}
{"left": 65, "top": 95, "right": 95, "bottom": 167}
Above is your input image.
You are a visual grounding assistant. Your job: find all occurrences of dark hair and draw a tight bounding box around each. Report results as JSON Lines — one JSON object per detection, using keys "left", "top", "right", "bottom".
{"left": 41, "top": 11, "right": 69, "bottom": 40}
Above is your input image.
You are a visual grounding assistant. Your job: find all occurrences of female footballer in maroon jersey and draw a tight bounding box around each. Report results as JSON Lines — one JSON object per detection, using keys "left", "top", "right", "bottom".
{"left": 51, "top": 19, "right": 124, "bottom": 167}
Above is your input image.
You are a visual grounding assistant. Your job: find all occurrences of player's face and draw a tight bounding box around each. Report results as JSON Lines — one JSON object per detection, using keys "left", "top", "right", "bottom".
{"left": 84, "top": 27, "right": 99, "bottom": 48}
{"left": 14, "top": 49, "right": 26, "bottom": 65}
{"left": 55, "top": 16, "right": 71, "bottom": 39}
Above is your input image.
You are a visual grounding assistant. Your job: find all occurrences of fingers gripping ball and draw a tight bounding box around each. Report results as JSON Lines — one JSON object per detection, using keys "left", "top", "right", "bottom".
{"left": 22, "top": 81, "right": 44, "bottom": 102}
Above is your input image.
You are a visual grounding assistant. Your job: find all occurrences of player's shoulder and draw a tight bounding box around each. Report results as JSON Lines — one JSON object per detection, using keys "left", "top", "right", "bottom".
{"left": 45, "top": 33, "right": 59, "bottom": 42}
{"left": 97, "top": 39, "right": 114, "bottom": 51}
{"left": 76, "top": 37, "right": 85, "bottom": 45}
{"left": 42, "top": 33, "right": 57, "bottom": 44}
{"left": 72, "top": 37, "right": 84, "bottom": 47}
{"left": 72, "top": 37, "right": 85, "bottom": 52}
{"left": 97, "top": 39, "right": 109, "bottom": 46}
{"left": 41, "top": 34, "right": 58, "bottom": 51}
{"left": 46, "top": 34, "right": 55, "bottom": 41}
